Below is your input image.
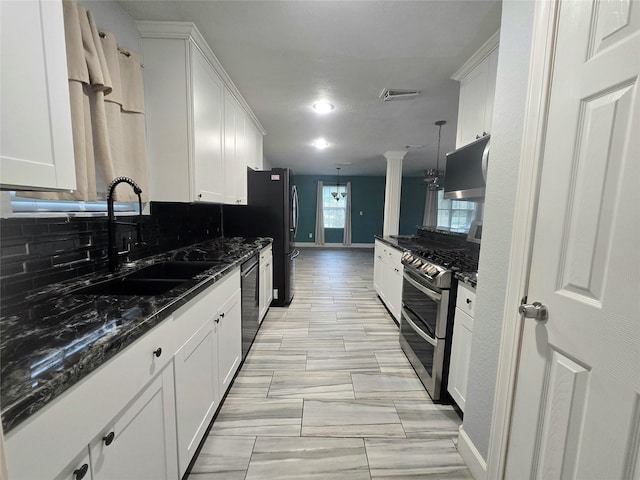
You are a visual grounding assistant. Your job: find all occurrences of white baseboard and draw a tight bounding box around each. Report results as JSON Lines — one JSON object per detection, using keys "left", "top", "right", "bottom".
{"left": 293, "top": 242, "right": 373, "bottom": 249}
{"left": 458, "top": 425, "right": 487, "bottom": 480}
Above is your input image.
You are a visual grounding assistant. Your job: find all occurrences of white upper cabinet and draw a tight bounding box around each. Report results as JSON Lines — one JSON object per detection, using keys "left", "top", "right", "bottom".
{"left": 137, "top": 21, "right": 264, "bottom": 204}
{"left": 224, "top": 89, "right": 248, "bottom": 205}
{"left": 0, "top": 0, "right": 76, "bottom": 191}
{"left": 245, "top": 118, "right": 264, "bottom": 171}
{"left": 452, "top": 31, "right": 499, "bottom": 149}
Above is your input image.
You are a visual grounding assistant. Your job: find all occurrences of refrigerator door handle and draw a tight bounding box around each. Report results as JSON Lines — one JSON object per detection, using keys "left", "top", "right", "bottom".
{"left": 292, "top": 185, "right": 299, "bottom": 239}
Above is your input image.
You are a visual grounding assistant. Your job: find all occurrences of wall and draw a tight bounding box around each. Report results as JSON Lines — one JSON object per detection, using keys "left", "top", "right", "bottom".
{"left": 78, "top": 0, "right": 141, "bottom": 52}
{"left": 293, "top": 175, "right": 426, "bottom": 244}
{"left": 462, "top": 0, "right": 536, "bottom": 460}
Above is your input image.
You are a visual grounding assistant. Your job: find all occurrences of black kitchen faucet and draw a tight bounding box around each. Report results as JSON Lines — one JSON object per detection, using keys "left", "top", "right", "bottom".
{"left": 107, "top": 176, "right": 144, "bottom": 272}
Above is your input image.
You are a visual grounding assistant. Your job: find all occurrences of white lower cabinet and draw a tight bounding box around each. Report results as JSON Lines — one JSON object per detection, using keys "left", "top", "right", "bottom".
{"left": 6, "top": 268, "right": 244, "bottom": 480}
{"left": 90, "top": 364, "right": 178, "bottom": 480}
{"left": 173, "top": 269, "right": 241, "bottom": 476}
{"left": 259, "top": 245, "right": 273, "bottom": 322}
{"left": 373, "top": 239, "right": 403, "bottom": 321}
{"left": 447, "top": 282, "right": 476, "bottom": 411}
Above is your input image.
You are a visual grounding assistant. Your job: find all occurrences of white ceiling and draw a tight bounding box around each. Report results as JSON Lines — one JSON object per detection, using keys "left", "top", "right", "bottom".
{"left": 119, "top": 0, "right": 502, "bottom": 176}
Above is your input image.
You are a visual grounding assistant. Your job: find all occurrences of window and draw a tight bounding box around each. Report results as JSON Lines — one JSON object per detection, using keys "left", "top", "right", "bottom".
{"left": 436, "top": 190, "right": 477, "bottom": 233}
{"left": 322, "top": 185, "right": 347, "bottom": 228}
{"left": 8, "top": 192, "right": 139, "bottom": 216}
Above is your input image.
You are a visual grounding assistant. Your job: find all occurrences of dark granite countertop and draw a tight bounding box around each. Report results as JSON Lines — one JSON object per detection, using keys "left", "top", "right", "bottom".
{"left": 374, "top": 235, "right": 421, "bottom": 251}
{"left": 0, "top": 236, "right": 272, "bottom": 433}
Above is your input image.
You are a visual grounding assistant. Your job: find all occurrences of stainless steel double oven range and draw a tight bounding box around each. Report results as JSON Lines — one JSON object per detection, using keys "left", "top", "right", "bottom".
{"left": 399, "top": 247, "right": 476, "bottom": 402}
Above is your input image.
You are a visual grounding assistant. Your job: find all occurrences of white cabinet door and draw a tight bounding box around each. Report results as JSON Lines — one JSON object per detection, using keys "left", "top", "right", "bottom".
{"left": 0, "top": 0, "right": 75, "bottom": 191}
{"left": 234, "top": 106, "right": 248, "bottom": 205}
{"left": 53, "top": 447, "right": 92, "bottom": 480}
{"left": 223, "top": 89, "right": 248, "bottom": 205}
{"left": 259, "top": 246, "right": 273, "bottom": 322}
{"left": 192, "top": 47, "right": 224, "bottom": 203}
{"left": 448, "top": 307, "right": 473, "bottom": 411}
{"left": 91, "top": 364, "right": 178, "bottom": 480}
{"left": 482, "top": 48, "right": 499, "bottom": 139}
{"left": 244, "top": 119, "right": 264, "bottom": 171}
{"left": 373, "top": 240, "right": 403, "bottom": 321}
{"left": 373, "top": 241, "right": 385, "bottom": 298}
{"left": 456, "top": 59, "right": 492, "bottom": 148}
{"left": 386, "top": 262, "right": 403, "bottom": 322}
{"left": 217, "top": 288, "right": 242, "bottom": 394}
{"left": 174, "top": 319, "right": 219, "bottom": 476}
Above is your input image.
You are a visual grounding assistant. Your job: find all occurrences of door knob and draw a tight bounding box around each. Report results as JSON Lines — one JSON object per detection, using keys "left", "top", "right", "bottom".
{"left": 518, "top": 302, "right": 548, "bottom": 321}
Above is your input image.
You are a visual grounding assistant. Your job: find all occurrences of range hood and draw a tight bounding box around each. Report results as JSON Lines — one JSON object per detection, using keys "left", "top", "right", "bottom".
{"left": 443, "top": 135, "right": 490, "bottom": 200}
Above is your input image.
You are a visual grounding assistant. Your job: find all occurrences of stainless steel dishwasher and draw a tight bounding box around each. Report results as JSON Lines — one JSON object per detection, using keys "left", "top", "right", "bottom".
{"left": 241, "top": 254, "right": 260, "bottom": 359}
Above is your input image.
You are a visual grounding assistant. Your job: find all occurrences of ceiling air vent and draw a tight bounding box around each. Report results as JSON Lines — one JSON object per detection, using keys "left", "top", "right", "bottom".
{"left": 380, "top": 88, "right": 421, "bottom": 102}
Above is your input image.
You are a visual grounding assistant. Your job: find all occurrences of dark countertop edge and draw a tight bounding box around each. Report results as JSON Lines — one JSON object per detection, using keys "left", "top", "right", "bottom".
{"left": 1, "top": 237, "right": 272, "bottom": 433}
{"left": 454, "top": 272, "right": 478, "bottom": 289}
{"left": 374, "top": 235, "right": 416, "bottom": 251}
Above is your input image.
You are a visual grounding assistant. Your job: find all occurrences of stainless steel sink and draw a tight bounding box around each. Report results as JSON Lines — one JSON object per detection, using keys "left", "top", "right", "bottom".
{"left": 73, "top": 261, "right": 225, "bottom": 296}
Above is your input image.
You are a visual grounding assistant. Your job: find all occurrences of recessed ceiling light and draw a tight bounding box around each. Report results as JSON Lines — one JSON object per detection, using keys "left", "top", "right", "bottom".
{"left": 312, "top": 101, "right": 334, "bottom": 114}
{"left": 312, "top": 138, "right": 329, "bottom": 149}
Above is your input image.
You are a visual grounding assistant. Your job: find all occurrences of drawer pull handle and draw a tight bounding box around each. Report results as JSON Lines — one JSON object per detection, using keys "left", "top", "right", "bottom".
{"left": 103, "top": 431, "right": 115, "bottom": 446}
{"left": 74, "top": 464, "right": 89, "bottom": 480}
{"left": 466, "top": 298, "right": 472, "bottom": 305}
{"left": 153, "top": 347, "right": 162, "bottom": 358}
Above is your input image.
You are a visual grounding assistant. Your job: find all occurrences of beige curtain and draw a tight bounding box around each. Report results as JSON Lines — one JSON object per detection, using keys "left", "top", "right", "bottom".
{"left": 26, "top": 0, "right": 147, "bottom": 202}
{"left": 343, "top": 181, "right": 352, "bottom": 246}
{"left": 314, "top": 181, "right": 325, "bottom": 245}
{"left": 422, "top": 187, "right": 439, "bottom": 227}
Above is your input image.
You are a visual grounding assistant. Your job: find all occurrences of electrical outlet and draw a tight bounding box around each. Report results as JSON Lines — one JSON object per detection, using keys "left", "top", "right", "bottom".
{"left": 359, "top": 211, "right": 363, "bottom": 216}
{"left": 308, "top": 233, "right": 312, "bottom": 238}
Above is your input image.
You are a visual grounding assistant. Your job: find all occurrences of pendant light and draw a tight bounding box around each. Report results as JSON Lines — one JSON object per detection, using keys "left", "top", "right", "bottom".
{"left": 424, "top": 120, "right": 446, "bottom": 190}
{"left": 331, "top": 167, "right": 347, "bottom": 201}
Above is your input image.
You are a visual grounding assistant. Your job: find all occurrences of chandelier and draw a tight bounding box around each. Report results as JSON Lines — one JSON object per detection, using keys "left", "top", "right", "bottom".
{"left": 424, "top": 120, "right": 446, "bottom": 191}
{"left": 331, "top": 167, "right": 347, "bottom": 201}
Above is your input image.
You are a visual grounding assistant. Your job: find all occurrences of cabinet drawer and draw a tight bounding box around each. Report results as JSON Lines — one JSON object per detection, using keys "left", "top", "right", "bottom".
{"left": 260, "top": 244, "right": 272, "bottom": 261}
{"left": 456, "top": 282, "right": 476, "bottom": 318}
{"left": 386, "top": 246, "right": 403, "bottom": 265}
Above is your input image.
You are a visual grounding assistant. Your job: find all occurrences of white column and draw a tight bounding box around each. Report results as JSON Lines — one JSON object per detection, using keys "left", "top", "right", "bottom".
{"left": 382, "top": 150, "right": 407, "bottom": 237}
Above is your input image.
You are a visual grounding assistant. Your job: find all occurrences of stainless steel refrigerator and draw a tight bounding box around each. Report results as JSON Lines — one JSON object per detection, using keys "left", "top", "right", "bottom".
{"left": 223, "top": 168, "right": 299, "bottom": 306}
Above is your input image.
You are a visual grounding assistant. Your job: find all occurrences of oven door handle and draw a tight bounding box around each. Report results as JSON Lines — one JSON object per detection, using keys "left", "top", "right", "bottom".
{"left": 402, "top": 307, "right": 438, "bottom": 347}
{"left": 403, "top": 272, "right": 442, "bottom": 302}
{"left": 403, "top": 303, "right": 436, "bottom": 338}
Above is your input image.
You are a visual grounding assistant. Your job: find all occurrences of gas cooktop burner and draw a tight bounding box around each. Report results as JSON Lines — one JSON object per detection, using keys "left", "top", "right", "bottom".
{"left": 401, "top": 248, "right": 479, "bottom": 279}
{"left": 413, "top": 248, "right": 479, "bottom": 272}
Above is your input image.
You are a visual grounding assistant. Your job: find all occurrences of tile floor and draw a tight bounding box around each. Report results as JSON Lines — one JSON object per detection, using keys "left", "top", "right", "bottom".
{"left": 188, "top": 248, "right": 472, "bottom": 479}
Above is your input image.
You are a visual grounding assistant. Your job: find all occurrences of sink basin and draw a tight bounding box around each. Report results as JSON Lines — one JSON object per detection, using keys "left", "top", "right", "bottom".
{"left": 72, "top": 278, "right": 186, "bottom": 296}
{"left": 72, "top": 261, "right": 225, "bottom": 296}
{"left": 125, "top": 261, "right": 223, "bottom": 280}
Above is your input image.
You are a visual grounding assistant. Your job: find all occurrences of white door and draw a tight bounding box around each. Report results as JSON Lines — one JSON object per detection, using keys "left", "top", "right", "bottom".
{"left": 505, "top": 1, "right": 640, "bottom": 479}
